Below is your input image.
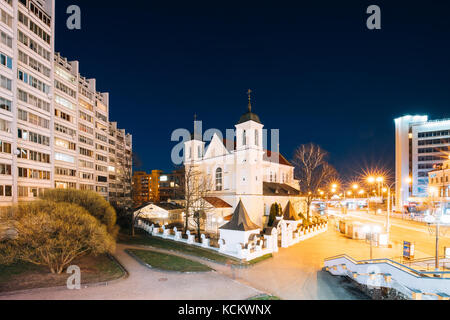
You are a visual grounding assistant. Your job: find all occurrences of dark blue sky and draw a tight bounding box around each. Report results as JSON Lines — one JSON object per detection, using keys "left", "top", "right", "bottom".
{"left": 55, "top": 0, "right": 450, "bottom": 179}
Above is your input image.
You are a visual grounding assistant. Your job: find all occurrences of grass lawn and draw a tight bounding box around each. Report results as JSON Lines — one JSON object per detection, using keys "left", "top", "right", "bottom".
{"left": 128, "top": 249, "right": 212, "bottom": 272}
{"left": 119, "top": 230, "right": 242, "bottom": 265}
{"left": 248, "top": 294, "right": 281, "bottom": 300}
{"left": 0, "top": 254, "right": 124, "bottom": 293}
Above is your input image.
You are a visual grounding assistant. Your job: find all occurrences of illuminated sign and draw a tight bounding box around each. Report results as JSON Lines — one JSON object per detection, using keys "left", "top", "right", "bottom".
{"left": 160, "top": 175, "right": 168, "bottom": 182}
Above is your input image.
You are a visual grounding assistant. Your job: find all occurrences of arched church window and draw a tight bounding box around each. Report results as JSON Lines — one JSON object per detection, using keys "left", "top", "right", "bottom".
{"left": 215, "top": 168, "right": 222, "bottom": 191}
{"left": 243, "top": 130, "right": 246, "bottom": 145}
{"left": 255, "top": 130, "right": 258, "bottom": 146}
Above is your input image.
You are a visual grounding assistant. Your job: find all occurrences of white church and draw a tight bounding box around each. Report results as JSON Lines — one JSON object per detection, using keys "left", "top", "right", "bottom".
{"left": 183, "top": 93, "right": 306, "bottom": 233}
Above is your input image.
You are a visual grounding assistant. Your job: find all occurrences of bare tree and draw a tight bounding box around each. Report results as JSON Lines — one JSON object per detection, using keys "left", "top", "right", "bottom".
{"left": 183, "top": 164, "right": 213, "bottom": 238}
{"left": 292, "top": 143, "right": 338, "bottom": 221}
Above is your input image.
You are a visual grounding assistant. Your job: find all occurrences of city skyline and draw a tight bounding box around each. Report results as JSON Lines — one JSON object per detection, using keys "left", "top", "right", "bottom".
{"left": 54, "top": 1, "right": 450, "bottom": 177}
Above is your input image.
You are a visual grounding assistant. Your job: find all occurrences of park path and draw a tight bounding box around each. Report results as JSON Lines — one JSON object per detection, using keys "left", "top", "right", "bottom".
{"left": 0, "top": 243, "right": 262, "bottom": 300}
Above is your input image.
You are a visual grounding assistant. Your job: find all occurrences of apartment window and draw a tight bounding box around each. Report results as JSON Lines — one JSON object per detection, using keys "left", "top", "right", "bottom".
{"left": 80, "top": 184, "right": 94, "bottom": 191}
{"left": 55, "top": 67, "right": 75, "bottom": 83}
{"left": 79, "top": 135, "right": 94, "bottom": 146}
{"left": 0, "top": 75, "right": 11, "bottom": 91}
{"left": 18, "top": 128, "right": 50, "bottom": 146}
{"left": 96, "top": 165, "right": 107, "bottom": 172}
{"left": 0, "top": 52, "right": 12, "bottom": 69}
{"left": 79, "top": 99, "right": 93, "bottom": 111}
{"left": 29, "top": 20, "right": 51, "bottom": 44}
{"left": 96, "top": 133, "right": 107, "bottom": 142}
{"left": 79, "top": 147, "right": 93, "bottom": 157}
{"left": 79, "top": 159, "right": 94, "bottom": 169}
{"left": 18, "top": 30, "right": 50, "bottom": 61}
{"left": 0, "top": 141, "right": 11, "bottom": 153}
{"left": 55, "top": 109, "right": 73, "bottom": 123}
{"left": 1, "top": 31, "right": 12, "bottom": 48}
{"left": 97, "top": 175, "right": 107, "bottom": 183}
{"left": 79, "top": 123, "right": 94, "bottom": 135}
{"left": 0, "top": 163, "right": 11, "bottom": 175}
{"left": 18, "top": 89, "right": 50, "bottom": 112}
{"left": 55, "top": 181, "right": 76, "bottom": 189}
{"left": 1, "top": 8, "right": 13, "bottom": 27}
{"left": 0, "top": 119, "right": 10, "bottom": 132}
{"left": 55, "top": 80, "right": 76, "bottom": 98}
{"left": 0, "top": 96, "right": 11, "bottom": 111}
{"left": 79, "top": 110, "right": 93, "bottom": 123}
{"left": 55, "top": 152, "right": 75, "bottom": 163}
{"left": 18, "top": 167, "right": 51, "bottom": 180}
{"left": 18, "top": 10, "right": 29, "bottom": 27}
{"left": 96, "top": 154, "right": 108, "bottom": 162}
{"left": 55, "top": 167, "right": 76, "bottom": 177}
{"left": 55, "top": 95, "right": 75, "bottom": 110}
{"left": 80, "top": 172, "right": 94, "bottom": 180}
{"left": 55, "top": 123, "right": 76, "bottom": 136}
{"left": 55, "top": 138, "right": 76, "bottom": 150}
{"left": 17, "top": 147, "right": 50, "bottom": 163}
{"left": 96, "top": 111, "right": 107, "bottom": 122}
{"left": 18, "top": 186, "right": 28, "bottom": 197}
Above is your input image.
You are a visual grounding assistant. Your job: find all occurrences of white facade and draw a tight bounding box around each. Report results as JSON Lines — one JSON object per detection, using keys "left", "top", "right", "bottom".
{"left": 395, "top": 115, "right": 450, "bottom": 209}
{"left": 0, "top": 0, "right": 131, "bottom": 205}
{"left": 183, "top": 107, "right": 305, "bottom": 228}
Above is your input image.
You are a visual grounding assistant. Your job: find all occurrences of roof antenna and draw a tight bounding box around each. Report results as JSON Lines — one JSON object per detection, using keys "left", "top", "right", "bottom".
{"left": 247, "top": 89, "right": 252, "bottom": 112}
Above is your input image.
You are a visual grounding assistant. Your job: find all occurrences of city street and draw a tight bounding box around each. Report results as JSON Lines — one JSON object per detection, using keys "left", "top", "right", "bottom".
{"left": 328, "top": 208, "right": 450, "bottom": 264}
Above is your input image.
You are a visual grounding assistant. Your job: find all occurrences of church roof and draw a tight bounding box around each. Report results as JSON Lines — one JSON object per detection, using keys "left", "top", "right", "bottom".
{"left": 203, "top": 197, "right": 232, "bottom": 208}
{"left": 264, "top": 150, "right": 293, "bottom": 167}
{"left": 263, "top": 182, "right": 301, "bottom": 196}
{"left": 219, "top": 199, "right": 260, "bottom": 231}
{"left": 283, "top": 200, "right": 301, "bottom": 221}
{"left": 236, "top": 111, "right": 261, "bottom": 124}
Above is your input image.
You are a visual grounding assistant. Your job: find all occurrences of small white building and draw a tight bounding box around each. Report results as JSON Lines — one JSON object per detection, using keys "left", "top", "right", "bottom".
{"left": 133, "top": 202, "right": 184, "bottom": 226}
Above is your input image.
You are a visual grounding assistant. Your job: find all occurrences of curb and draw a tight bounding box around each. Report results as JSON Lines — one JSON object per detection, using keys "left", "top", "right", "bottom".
{"left": 124, "top": 248, "right": 215, "bottom": 274}
{"left": 0, "top": 253, "right": 129, "bottom": 298}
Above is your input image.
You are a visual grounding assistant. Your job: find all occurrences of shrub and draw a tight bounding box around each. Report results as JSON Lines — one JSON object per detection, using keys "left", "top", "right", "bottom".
{"left": 0, "top": 201, "right": 115, "bottom": 274}
{"left": 40, "top": 189, "right": 118, "bottom": 236}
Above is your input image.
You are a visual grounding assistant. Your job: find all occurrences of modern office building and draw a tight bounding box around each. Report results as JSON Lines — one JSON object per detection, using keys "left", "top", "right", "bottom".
{"left": 395, "top": 115, "right": 450, "bottom": 210}
{"left": 428, "top": 158, "right": 450, "bottom": 200}
{"left": 0, "top": 0, "right": 132, "bottom": 206}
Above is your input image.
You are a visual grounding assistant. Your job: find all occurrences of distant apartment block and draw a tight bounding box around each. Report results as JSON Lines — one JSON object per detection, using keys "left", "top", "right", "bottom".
{"left": 0, "top": 0, "right": 132, "bottom": 206}
{"left": 395, "top": 115, "right": 450, "bottom": 209}
{"left": 132, "top": 169, "right": 184, "bottom": 207}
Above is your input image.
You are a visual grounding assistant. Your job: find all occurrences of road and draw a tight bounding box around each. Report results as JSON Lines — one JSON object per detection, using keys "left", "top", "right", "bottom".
{"left": 328, "top": 208, "right": 450, "bottom": 263}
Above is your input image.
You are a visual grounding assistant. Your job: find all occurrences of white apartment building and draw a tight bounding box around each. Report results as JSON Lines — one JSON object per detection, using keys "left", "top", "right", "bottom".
{"left": 395, "top": 115, "right": 450, "bottom": 210}
{"left": 0, "top": 0, "right": 132, "bottom": 206}
{"left": 108, "top": 121, "right": 132, "bottom": 208}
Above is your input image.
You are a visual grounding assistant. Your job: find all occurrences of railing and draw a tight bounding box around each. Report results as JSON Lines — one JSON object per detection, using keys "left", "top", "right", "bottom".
{"left": 324, "top": 254, "right": 450, "bottom": 278}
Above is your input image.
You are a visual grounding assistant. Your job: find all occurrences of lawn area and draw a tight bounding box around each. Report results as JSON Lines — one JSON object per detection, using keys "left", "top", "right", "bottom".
{"left": 128, "top": 249, "right": 212, "bottom": 272}
{"left": 119, "top": 230, "right": 242, "bottom": 265}
{"left": 0, "top": 254, "right": 125, "bottom": 293}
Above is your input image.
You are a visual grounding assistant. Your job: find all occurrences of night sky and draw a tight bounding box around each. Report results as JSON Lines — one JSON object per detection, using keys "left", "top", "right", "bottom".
{"left": 54, "top": 0, "right": 450, "bottom": 180}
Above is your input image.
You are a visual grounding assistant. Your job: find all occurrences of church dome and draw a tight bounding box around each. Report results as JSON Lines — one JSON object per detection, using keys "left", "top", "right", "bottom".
{"left": 237, "top": 111, "right": 261, "bottom": 124}
{"left": 236, "top": 89, "right": 261, "bottom": 124}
